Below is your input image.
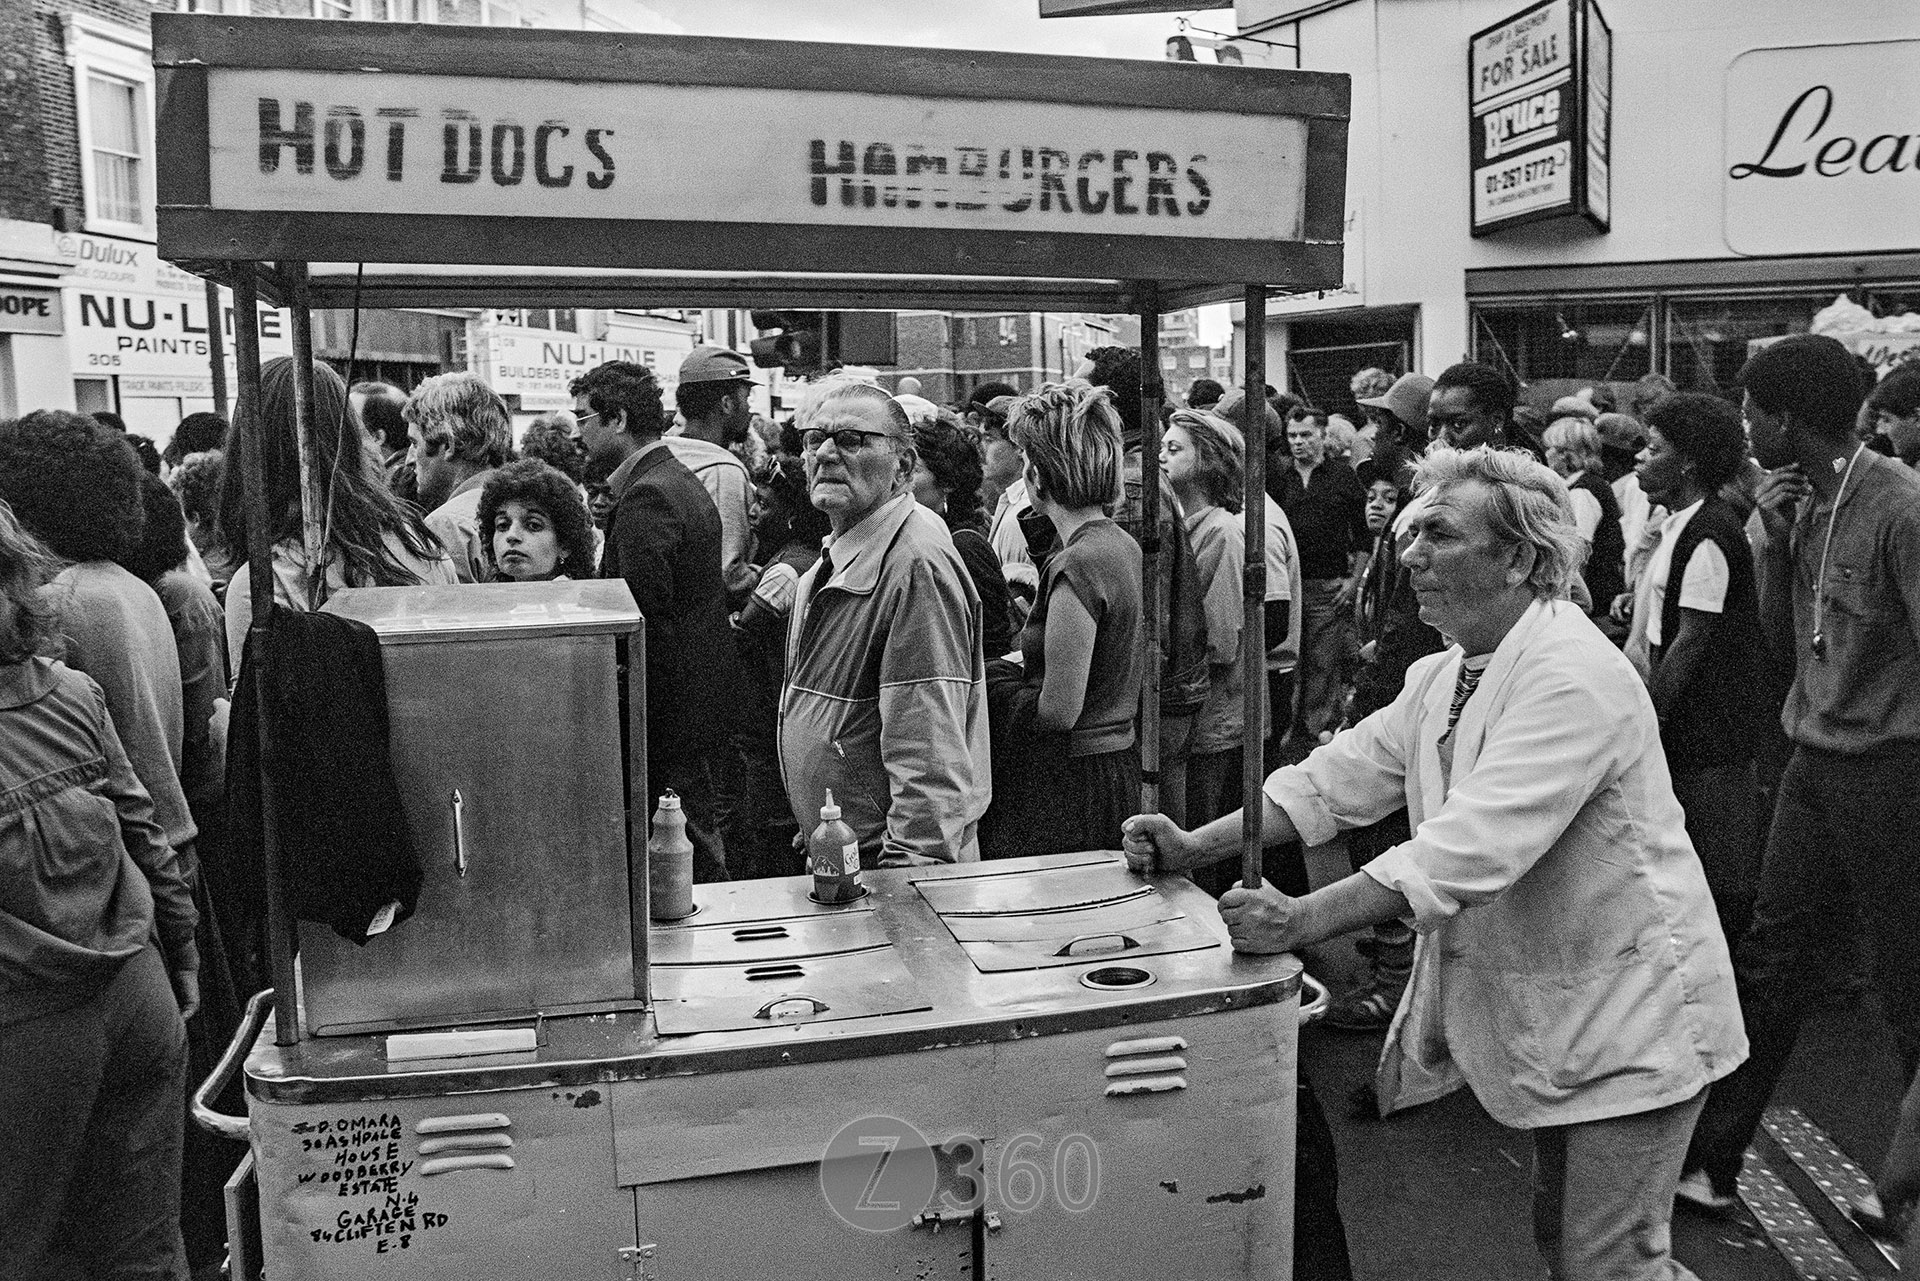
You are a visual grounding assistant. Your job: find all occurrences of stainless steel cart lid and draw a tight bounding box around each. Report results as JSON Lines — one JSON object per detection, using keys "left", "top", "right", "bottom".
{"left": 913, "top": 857, "right": 1224, "bottom": 974}
{"left": 323, "top": 580, "right": 641, "bottom": 643}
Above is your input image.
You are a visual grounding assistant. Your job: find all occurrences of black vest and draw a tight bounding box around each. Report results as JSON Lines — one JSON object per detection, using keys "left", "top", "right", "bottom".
{"left": 1570, "top": 470, "right": 1626, "bottom": 609}
{"left": 1651, "top": 497, "right": 1763, "bottom": 772}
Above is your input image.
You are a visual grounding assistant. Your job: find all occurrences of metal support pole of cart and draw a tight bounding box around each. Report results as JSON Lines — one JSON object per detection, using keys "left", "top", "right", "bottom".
{"left": 286, "top": 263, "right": 328, "bottom": 606}
{"left": 204, "top": 279, "right": 229, "bottom": 418}
{"left": 1136, "top": 282, "right": 1163, "bottom": 816}
{"left": 1241, "top": 286, "right": 1268, "bottom": 890}
{"left": 233, "top": 263, "right": 301, "bottom": 1046}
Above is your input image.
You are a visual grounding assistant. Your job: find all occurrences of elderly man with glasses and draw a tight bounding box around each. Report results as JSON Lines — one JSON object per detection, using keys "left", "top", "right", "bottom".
{"left": 1124, "top": 445, "right": 1746, "bottom": 1281}
{"left": 779, "top": 379, "right": 990, "bottom": 866}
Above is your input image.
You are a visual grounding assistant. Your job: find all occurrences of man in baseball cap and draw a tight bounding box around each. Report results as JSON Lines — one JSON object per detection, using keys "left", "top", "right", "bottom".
{"left": 1357, "top": 371, "right": 1434, "bottom": 476}
{"left": 670, "top": 345, "right": 759, "bottom": 601}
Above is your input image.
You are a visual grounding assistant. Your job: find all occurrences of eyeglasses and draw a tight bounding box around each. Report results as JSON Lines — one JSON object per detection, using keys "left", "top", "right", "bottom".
{"left": 574, "top": 410, "right": 602, "bottom": 428}
{"left": 802, "top": 427, "right": 896, "bottom": 453}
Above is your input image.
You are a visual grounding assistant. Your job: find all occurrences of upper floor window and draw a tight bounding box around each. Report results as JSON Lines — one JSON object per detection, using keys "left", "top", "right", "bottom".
{"left": 65, "top": 15, "right": 153, "bottom": 237}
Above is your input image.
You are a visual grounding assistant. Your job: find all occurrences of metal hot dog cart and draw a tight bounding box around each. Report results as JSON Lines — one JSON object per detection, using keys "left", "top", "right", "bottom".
{"left": 156, "top": 13, "right": 1350, "bottom": 1278}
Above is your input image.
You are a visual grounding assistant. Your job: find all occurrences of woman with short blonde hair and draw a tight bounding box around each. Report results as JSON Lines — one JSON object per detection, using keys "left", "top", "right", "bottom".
{"left": 1537, "top": 416, "right": 1624, "bottom": 613}
{"left": 983, "top": 384, "right": 1142, "bottom": 858}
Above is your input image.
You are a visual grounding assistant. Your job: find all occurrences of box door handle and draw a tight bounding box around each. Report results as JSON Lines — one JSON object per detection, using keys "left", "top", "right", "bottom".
{"left": 451, "top": 788, "right": 468, "bottom": 877}
{"left": 1055, "top": 933, "right": 1139, "bottom": 957}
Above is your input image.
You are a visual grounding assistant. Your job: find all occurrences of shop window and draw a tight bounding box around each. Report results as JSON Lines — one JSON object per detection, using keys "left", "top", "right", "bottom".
{"left": 73, "top": 377, "right": 114, "bottom": 416}
{"left": 176, "top": 0, "right": 250, "bottom": 12}
{"left": 1664, "top": 296, "right": 1822, "bottom": 398}
{"left": 65, "top": 15, "right": 154, "bottom": 237}
{"left": 1473, "top": 301, "right": 1653, "bottom": 395}
{"left": 311, "top": 0, "right": 354, "bottom": 16}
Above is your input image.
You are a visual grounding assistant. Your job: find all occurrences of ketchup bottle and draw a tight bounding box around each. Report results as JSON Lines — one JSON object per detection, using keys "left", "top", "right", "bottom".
{"left": 809, "top": 790, "right": 862, "bottom": 904}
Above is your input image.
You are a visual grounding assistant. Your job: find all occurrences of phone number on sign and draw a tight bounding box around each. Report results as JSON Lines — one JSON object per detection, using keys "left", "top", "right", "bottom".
{"left": 1484, "top": 151, "right": 1560, "bottom": 193}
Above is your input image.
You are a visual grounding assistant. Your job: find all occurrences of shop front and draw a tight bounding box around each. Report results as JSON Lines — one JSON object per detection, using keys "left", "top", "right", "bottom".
{"left": 1239, "top": 0, "right": 1920, "bottom": 409}
{"left": 58, "top": 228, "right": 290, "bottom": 441}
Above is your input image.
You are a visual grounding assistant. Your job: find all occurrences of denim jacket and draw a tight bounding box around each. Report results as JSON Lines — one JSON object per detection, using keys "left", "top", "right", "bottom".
{"left": 0, "top": 658, "right": 196, "bottom": 1028}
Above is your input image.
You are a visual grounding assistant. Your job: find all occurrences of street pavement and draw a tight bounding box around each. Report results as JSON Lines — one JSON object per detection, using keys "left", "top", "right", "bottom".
{"left": 1295, "top": 845, "right": 1905, "bottom": 1281}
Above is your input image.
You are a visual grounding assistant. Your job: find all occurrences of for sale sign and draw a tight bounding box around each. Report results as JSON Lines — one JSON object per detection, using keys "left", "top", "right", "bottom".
{"left": 1468, "top": 0, "right": 1610, "bottom": 236}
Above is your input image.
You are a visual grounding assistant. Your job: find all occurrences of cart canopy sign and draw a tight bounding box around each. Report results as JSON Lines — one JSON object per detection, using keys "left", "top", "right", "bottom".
{"left": 1468, "top": 0, "right": 1610, "bottom": 236}
{"left": 219, "top": 74, "right": 1263, "bottom": 232}
{"left": 154, "top": 17, "right": 1349, "bottom": 287}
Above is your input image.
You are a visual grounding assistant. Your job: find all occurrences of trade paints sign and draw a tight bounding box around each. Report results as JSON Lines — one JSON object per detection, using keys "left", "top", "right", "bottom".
{"left": 1724, "top": 40, "right": 1920, "bottom": 257}
{"left": 202, "top": 71, "right": 1308, "bottom": 241}
{"left": 1468, "top": 0, "right": 1610, "bottom": 236}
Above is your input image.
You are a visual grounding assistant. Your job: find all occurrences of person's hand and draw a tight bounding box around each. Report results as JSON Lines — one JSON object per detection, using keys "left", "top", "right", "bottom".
{"left": 172, "top": 968, "right": 200, "bottom": 1020}
{"left": 1608, "top": 592, "right": 1634, "bottom": 625}
{"left": 1874, "top": 1071, "right": 1920, "bottom": 1221}
{"left": 1121, "top": 813, "right": 1200, "bottom": 875}
{"left": 1333, "top": 580, "right": 1358, "bottom": 611}
{"left": 1218, "top": 881, "right": 1304, "bottom": 954}
{"left": 1358, "top": 639, "right": 1378, "bottom": 663}
{"left": 1754, "top": 465, "right": 1811, "bottom": 545}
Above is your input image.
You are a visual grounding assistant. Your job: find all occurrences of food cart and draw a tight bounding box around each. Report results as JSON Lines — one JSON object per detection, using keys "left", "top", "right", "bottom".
{"left": 156, "top": 13, "right": 1349, "bottom": 1279}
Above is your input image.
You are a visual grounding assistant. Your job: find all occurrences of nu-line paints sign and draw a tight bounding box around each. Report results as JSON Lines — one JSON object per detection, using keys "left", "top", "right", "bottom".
{"left": 1724, "top": 40, "right": 1920, "bottom": 257}
{"left": 1468, "top": 0, "right": 1610, "bottom": 236}
{"left": 204, "top": 70, "right": 1310, "bottom": 242}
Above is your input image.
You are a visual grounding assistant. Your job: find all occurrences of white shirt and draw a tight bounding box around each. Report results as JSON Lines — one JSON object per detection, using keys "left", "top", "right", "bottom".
{"left": 1565, "top": 470, "right": 1602, "bottom": 544}
{"left": 1613, "top": 472, "right": 1654, "bottom": 587}
{"left": 988, "top": 477, "right": 1037, "bottom": 592}
{"left": 1638, "top": 499, "right": 1729, "bottom": 647}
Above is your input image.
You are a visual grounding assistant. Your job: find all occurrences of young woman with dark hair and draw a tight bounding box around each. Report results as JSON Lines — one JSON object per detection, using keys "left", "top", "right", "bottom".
{"left": 910, "top": 413, "right": 1012, "bottom": 659}
{"left": 477, "top": 458, "right": 597, "bottom": 582}
{"left": 0, "top": 496, "right": 201, "bottom": 1281}
{"left": 1626, "top": 392, "right": 1767, "bottom": 947}
{"left": 217, "top": 357, "right": 454, "bottom": 669}
{"left": 1161, "top": 408, "right": 1252, "bottom": 829}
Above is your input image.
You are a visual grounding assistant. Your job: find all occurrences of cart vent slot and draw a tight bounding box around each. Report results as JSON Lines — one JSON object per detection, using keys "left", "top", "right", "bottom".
{"left": 420, "top": 1154, "right": 516, "bottom": 1176}
{"left": 415, "top": 1112, "right": 511, "bottom": 1135}
{"left": 419, "top": 1134, "right": 513, "bottom": 1155}
{"left": 744, "top": 963, "right": 806, "bottom": 981}
{"left": 1105, "top": 1074, "right": 1187, "bottom": 1097}
{"left": 731, "top": 926, "right": 790, "bottom": 942}
{"left": 1106, "top": 1035, "right": 1187, "bottom": 1058}
{"left": 1105, "top": 1056, "right": 1188, "bottom": 1078}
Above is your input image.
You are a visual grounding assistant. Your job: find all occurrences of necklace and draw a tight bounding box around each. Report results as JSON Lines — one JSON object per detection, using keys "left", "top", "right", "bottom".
{"left": 1810, "top": 442, "right": 1867, "bottom": 661}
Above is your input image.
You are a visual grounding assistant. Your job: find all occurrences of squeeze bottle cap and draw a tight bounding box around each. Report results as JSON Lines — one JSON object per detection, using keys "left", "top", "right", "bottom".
{"left": 656, "top": 790, "right": 682, "bottom": 811}
{"left": 820, "top": 789, "right": 841, "bottom": 822}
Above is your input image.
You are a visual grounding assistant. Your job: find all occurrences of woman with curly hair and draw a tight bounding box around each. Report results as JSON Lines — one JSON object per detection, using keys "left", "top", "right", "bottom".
{"left": 217, "top": 357, "right": 455, "bottom": 669}
{"left": 0, "top": 410, "right": 197, "bottom": 902}
{"left": 983, "top": 384, "right": 1143, "bottom": 858}
{"left": 0, "top": 495, "right": 199, "bottom": 1281}
{"left": 476, "top": 458, "right": 597, "bottom": 582}
{"left": 910, "top": 412, "right": 1012, "bottom": 659}
{"left": 1161, "top": 408, "right": 1253, "bottom": 830}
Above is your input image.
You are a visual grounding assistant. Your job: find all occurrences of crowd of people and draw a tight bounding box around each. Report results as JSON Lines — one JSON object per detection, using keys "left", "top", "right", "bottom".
{"left": 4, "top": 324, "right": 1920, "bottom": 1279}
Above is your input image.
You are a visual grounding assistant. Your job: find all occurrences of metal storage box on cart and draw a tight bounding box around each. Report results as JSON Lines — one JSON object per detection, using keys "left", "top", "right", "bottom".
{"left": 302, "top": 581, "right": 645, "bottom": 1035}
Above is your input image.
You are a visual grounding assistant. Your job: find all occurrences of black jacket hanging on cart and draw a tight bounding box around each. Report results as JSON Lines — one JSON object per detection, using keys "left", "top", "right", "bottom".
{"left": 222, "top": 604, "right": 422, "bottom": 948}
